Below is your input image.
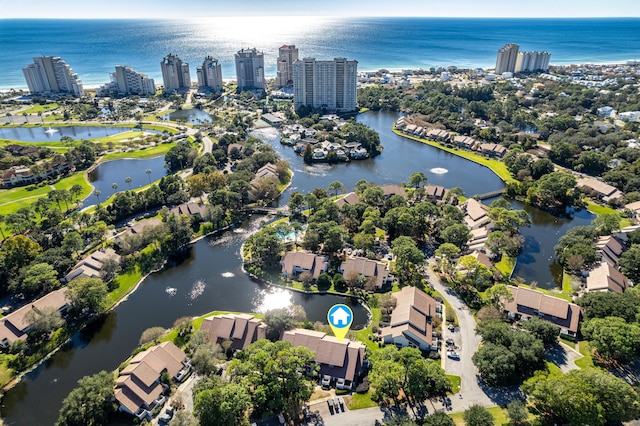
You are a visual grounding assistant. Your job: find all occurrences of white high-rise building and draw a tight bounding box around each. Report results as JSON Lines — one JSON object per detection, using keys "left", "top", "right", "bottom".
{"left": 114, "top": 66, "right": 155, "bottom": 95}
{"left": 196, "top": 56, "right": 223, "bottom": 93}
{"left": 515, "top": 51, "right": 551, "bottom": 73}
{"left": 160, "top": 54, "right": 191, "bottom": 91}
{"left": 276, "top": 45, "right": 298, "bottom": 88}
{"left": 293, "top": 57, "right": 358, "bottom": 113}
{"left": 235, "top": 48, "right": 265, "bottom": 90}
{"left": 495, "top": 44, "right": 519, "bottom": 74}
{"left": 22, "top": 56, "right": 84, "bottom": 97}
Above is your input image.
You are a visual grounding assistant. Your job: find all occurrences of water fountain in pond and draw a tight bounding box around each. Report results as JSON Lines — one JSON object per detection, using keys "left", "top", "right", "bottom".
{"left": 44, "top": 127, "right": 59, "bottom": 134}
{"left": 430, "top": 167, "right": 448, "bottom": 174}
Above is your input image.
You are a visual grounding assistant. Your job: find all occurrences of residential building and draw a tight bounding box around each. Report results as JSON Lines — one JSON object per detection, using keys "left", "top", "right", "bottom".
{"left": 281, "top": 251, "right": 328, "bottom": 280}
{"left": 503, "top": 286, "right": 583, "bottom": 338}
{"left": 235, "top": 48, "right": 265, "bottom": 90}
{"left": 160, "top": 53, "right": 191, "bottom": 91}
{"left": 340, "top": 257, "right": 392, "bottom": 289}
{"left": 261, "top": 113, "right": 284, "bottom": 127}
{"left": 586, "top": 261, "right": 629, "bottom": 293}
{"left": 0, "top": 288, "right": 70, "bottom": 348}
{"left": 380, "top": 184, "right": 407, "bottom": 198}
{"left": 596, "top": 234, "right": 625, "bottom": 266}
{"left": 65, "top": 248, "right": 121, "bottom": 282}
{"left": 169, "top": 202, "right": 207, "bottom": 218}
{"left": 625, "top": 200, "right": 640, "bottom": 217}
{"left": 576, "top": 176, "right": 624, "bottom": 204}
{"left": 335, "top": 192, "right": 360, "bottom": 208}
{"left": 101, "top": 66, "right": 155, "bottom": 96}
{"left": 1, "top": 162, "right": 69, "bottom": 188}
{"left": 282, "top": 328, "right": 366, "bottom": 389}
{"left": 495, "top": 44, "right": 519, "bottom": 74}
{"left": 478, "top": 143, "right": 507, "bottom": 158}
{"left": 196, "top": 56, "right": 223, "bottom": 93}
{"left": 619, "top": 111, "right": 640, "bottom": 122}
{"left": 293, "top": 57, "right": 358, "bottom": 113}
{"left": 514, "top": 51, "right": 551, "bottom": 73}
{"left": 254, "top": 163, "right": 279, "bottom": 180}
{"left": 459, "top": 198, "right": 492, "bottom": 230}
{"left": 276, "top": 45, "right": 298, "bottom": 88}
{"left": 379, "top": 286, "right": 439, "bottom": 351}
{"left": 115, "top": 342, "right": 189, "bottom": 420}
{"left": 200, "top": 313, "right": 266, "bottom": 351}
{"left": 424, "top": 185, "right": 449, "bottom": 203}
{"left": 22, "top": 56, "right": 84, "bottom": 97}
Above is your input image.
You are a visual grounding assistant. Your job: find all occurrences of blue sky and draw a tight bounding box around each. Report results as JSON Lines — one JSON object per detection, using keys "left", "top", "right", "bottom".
{"left": 2, "top": 0, "right": 640, "bottom": 18}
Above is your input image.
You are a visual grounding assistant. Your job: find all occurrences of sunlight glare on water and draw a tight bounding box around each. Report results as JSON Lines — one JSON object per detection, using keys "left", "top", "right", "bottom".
{"left": 254, "top": 288, "right": 293, "bottom": 313}
{"left": 189, "top": 16, "right": 333, "bottom": 49}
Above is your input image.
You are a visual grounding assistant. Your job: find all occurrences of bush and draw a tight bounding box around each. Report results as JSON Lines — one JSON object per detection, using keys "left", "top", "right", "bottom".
{"left": 355, "top": 376, "right": 370, "bottom": 393}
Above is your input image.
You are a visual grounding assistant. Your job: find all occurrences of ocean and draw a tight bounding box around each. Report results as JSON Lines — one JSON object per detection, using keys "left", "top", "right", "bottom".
{"left": 1, "top": 17, "right": 640, "bottom": 90}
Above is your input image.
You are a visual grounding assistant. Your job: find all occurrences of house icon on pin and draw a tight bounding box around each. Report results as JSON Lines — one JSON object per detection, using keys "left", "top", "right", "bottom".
{"left": 330, "top": 307, "right": 351, "bottom": 327}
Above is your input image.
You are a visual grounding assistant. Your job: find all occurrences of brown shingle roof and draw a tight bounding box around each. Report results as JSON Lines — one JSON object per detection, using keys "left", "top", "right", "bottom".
{"left": 380, "top": 184, "right": 407, "bottom": 198}
{"left": 586, "top": 261, "right": 629, "bottom": 294}
{"left": 200, "top": 313, "right": 267, "bottom": 350}
{"left": 282, "top": 329, "right": 365, "bottom": 382}
{"left": 340, "top": 257, "right": 390, "bottom": 289}
{"left": 379, "top": 286, "right": 437, "bottom": 348}
{"left": 503, "top": 286, "right": 582, "bottom": 334}
{"left": 281, "top": 251, "right": 328, "bottom": 280}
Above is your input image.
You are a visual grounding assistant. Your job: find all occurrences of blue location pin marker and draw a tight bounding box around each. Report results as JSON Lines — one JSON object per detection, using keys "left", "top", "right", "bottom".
{"left": 328, "top": 304, "right": 353, "bottom": 342}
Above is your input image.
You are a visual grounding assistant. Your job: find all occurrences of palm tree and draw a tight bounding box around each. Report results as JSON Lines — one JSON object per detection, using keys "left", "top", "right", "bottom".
{"left": 94, "top": 190, "right": 102, "bottom": 204}
{"left": 145, "top": 169, "right": 152, "bottom": 185}
{"left": 125, "top": 176, "right": 132, "bottom": 190}
{"left": 112, "top": 183, "right": 118, "bottom": 194}
{"left": 70, "top": 184, "right": 83, "bottom": 201}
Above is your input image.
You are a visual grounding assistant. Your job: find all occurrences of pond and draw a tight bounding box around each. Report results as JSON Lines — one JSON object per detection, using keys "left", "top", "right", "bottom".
{"left": 1, "top": 110, "right": 596, "bottom": 424}
{"left": 254, "top": 110, "right": 506, "bottom": 205}
{"left": 162, "top": 108, "right": 213, "bottom": 125}
{"left": 510, "top": 200, "right": 595, "bottom": 289}
{"left": 0, "top": 126, "right": 153, "bottom": 142}
{"left": 82, "top": 156, "right": 168, "bottom": 208}
{"left": 0, "top": 224, "right": 369, "bottom": 425}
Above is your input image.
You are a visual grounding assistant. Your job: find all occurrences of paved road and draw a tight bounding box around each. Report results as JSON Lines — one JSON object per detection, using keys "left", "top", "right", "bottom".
{"left": 425, "top": 264, "right": 508, "bottom": 411}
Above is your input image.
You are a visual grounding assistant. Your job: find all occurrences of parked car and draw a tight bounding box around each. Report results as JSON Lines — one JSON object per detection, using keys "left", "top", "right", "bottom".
{"left": 448, "top": 324, "right": 455, "bottom": 332}
{"left": 445, "top": 338, "right": 454, "bottom": 346}
{"left": 333, "top": 397, "right": 340, "bottom": 409}
{"left": 447, "top": 351, "right": 460, "bottom": 360}
{"left": 321, "top": 375, "right": 331, "bottom": 388}
{"left": 338, "top": 396, "right": 345, "bottom": 409}
{"left": 327, "top": 398, "right": 334, "bottom": 409}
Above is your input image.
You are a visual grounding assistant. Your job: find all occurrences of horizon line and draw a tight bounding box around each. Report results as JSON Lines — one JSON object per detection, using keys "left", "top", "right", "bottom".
{"left": 2, "top": 15, "right": 640, "bottom": 20}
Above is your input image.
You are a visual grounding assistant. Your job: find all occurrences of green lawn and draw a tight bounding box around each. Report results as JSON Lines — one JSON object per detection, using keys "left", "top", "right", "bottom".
{"left": 450, "top": 406, "right": 509, "bottom": 425}
{"left": 516, "top": 282, "right": 572, "bottom": 302}
{"left": 495, "top": 256, "right": 516, "bottom": 278}
{"left": 20, "top": 103, "right": 59, "bottom": 114}
{"left": 575, "top": 341, "right": 594, "bottom": 369}
{"left": 393, "top": 129, "right": 516, "bottom": 184}
{"left": 447, "top": 374, "right": 461, "bottom": 394}
{"left": 585, "top": 200, "right": 632, "bottom": 228}
{"left": 54, "top": 172, "right": 93, "bottom": 199}
{"left": 347, "top": 392, "right": 378, "bottom": 410}
{"left": 355, "top": 307, "right": 382, "bottom": 352}
{"left": 107, "top": 267, "right": 143, "bottom": 307}
{"left": 100, "top": 142, "right": 175, "bottom": 161}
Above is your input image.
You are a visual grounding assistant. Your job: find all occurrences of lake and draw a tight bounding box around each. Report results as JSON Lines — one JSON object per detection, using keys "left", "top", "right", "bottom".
{"left": 0, "top": 126, "right": 152, "bottom": 142}
{"left": 162, "top": 109, "right": 213, "bottom": 125}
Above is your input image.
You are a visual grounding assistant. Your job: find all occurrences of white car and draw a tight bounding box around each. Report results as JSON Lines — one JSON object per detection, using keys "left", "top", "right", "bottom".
{"left": 447, "top": 351, "right": 460, "bottom": 360}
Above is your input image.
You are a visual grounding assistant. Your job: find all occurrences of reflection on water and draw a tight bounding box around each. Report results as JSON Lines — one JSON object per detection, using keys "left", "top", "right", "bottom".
{"left": 253, "top": 288, "right": 294, "bottom": 313}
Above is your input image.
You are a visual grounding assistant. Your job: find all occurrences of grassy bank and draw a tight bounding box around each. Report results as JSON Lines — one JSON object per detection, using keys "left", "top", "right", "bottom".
{"left": 100, "top": 142, "right": 175, "bottom": 161}
{"left": 392, "top": 128, "right": 516, "bottom": 184}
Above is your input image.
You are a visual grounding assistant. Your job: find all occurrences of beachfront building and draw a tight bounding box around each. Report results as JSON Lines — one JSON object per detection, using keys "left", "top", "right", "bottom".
{"left": 22, "top": 56, "right": 84, "bottom": 97}
{"left": 515, "top": 51, "right": 551, "bottom": 73}
{"left": 235, "top": 48, "right": 265, "bottom": 91}
{"left": 293, "top": 57, "right": 358, "bottom": 113}
{"left": 160, "top": 53, "right": 191, "bottom": 91}
{"left": 97, "top": 65, "right": 155, "bottom": 96}
{"left": 495, "top": 44, "right": 519, "bottom": 74}
{"left": 196, "top": 56, "right": 223, "bottom": 93}
{"left": 276, "top": 45, "right": 299, "bottom": 88}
